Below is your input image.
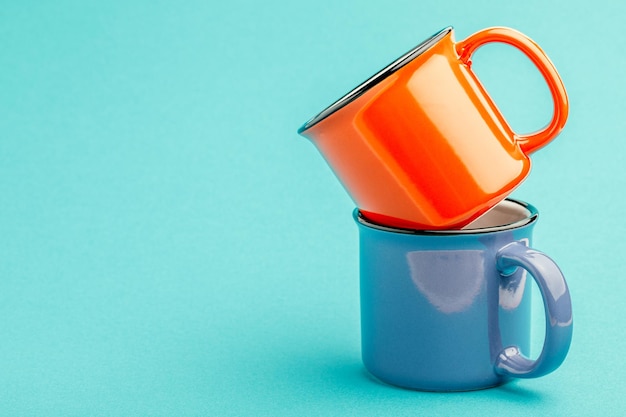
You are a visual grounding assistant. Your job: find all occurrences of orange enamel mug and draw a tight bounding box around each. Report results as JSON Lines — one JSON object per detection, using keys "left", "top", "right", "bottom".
{"left": 298, "top": 26, "right": 568, "bottom": 230}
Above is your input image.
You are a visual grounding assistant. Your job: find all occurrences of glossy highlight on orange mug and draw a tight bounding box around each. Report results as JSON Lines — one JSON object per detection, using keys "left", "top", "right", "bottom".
{"left": 298, "top": 26, "right": 568, "bottom": 230}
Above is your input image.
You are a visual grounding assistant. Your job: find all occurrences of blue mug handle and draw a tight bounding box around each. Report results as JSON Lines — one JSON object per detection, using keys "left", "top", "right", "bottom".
{"left": 495, "top": 241, "right": 573, "bottom": 378}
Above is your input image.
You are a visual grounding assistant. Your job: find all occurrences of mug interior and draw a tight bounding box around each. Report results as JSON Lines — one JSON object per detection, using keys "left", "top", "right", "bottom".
{"left": 298, "top": 27, "right": 452, "bottom": 133}
{"left": 462, "top": 199, "right": 533, "bottom": 230}
{"left": 356, "top": 199, "right": 537, "bottom": 235}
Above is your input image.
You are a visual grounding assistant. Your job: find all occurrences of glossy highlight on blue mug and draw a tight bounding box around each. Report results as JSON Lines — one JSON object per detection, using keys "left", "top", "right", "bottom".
{"left": 354, "top": 199, "right": 573, "bottom": 391}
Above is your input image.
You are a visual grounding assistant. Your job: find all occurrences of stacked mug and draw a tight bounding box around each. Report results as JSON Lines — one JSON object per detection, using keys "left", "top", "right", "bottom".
{"left": 298, "top": 26, "right": 572, "bottom": 391}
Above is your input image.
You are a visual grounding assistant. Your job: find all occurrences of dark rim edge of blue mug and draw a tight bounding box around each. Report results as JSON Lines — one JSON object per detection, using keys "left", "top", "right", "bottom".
{"left": 298, "top": 26, "right": 453, "bottom": 134}
{"left": 354, "top": 199, "right": 539, "bottom": 235}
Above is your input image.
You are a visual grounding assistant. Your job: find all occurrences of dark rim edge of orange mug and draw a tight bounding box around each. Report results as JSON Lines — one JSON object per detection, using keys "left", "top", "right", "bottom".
{"left": 298, "top": 26, "right": 453, "bottom": 134}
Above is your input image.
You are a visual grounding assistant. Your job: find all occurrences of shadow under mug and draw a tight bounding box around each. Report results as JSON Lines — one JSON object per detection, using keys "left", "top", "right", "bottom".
{"left": 300, "top": 26, "right": 568, "bottom": 230}
{"left": 354, "top": 199, "right": 573, "bottom": 391}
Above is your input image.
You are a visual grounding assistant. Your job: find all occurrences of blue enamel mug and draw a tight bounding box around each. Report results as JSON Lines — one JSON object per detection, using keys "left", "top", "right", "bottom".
{"left": 354, "top": 199, "right": 572, "bottom": 391}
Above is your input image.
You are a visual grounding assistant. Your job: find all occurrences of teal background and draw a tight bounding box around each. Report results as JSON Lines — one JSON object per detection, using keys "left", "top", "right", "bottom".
{"left": 0, "top": 0, "right": 623, "bottom": 415}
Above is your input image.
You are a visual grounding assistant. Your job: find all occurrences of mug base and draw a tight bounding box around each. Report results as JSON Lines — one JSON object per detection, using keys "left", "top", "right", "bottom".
{"left": 363, "top": 368, "right": 513, "bottom": 392}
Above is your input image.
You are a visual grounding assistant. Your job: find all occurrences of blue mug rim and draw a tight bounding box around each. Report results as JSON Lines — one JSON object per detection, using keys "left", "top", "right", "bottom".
{"left": 354, "top": 199, "right": 538, "bottom": 235}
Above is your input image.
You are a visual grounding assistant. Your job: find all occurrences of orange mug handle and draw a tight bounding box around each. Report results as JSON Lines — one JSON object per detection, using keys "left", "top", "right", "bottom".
{"left": 456, "top": 27, "right": 569, "bottom": 154}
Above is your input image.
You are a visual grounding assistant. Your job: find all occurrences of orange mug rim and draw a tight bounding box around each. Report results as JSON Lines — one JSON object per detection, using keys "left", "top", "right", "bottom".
{"left": 298, "top": 26, "right": 453, "bottom": 134}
